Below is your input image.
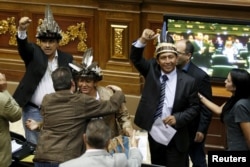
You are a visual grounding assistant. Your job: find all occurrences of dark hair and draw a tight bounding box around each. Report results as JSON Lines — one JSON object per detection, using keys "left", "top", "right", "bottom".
{"left": 37, "top": 32, "right": 62, "bottom": 40}
{"left": 85, "top": 119, "right": 111, "bottom": 149}
{"left": 51, "top": 67, "right": 73, "bottom": 91}
{"left": 77, "top": 71, "right": 102, "bottom": 82}
{"left": 185, "top": 40, "right": 194, "bottom": 55}
{"left": 74, "top": 62, "right": 103, "bottom": 82}
{"left": 39, "top": 38, "right": 60, "bottom": 43}
{"left": 230, "top": 68, "right": 250, "bottom": 98}
{"left": 221, "top": 68, "right": 250, "bottom": 122}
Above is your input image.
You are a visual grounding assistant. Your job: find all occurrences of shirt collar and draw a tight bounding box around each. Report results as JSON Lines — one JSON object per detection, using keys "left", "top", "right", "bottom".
{"left": 182, "top": 62, "right": 190, "bottom": 72}
{"left": 86, "top": 149, "right": 106, "bottom": 153}
{"left": 54, "top": 50, "right": 58, "bottom": 59}
{"left": 161, "top": 67, "right": 177, "bottom": 80}
{"left": 96, "top": 91, "right": 100, "bottom": 100}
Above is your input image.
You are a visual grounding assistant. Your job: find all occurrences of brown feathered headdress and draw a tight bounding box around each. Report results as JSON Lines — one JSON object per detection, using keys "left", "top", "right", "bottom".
{"left": 155, "top": 21, "right": 177, "bottom": 58}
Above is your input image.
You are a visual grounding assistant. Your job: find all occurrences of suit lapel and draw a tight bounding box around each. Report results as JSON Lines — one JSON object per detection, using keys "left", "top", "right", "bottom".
{"left": 57, "top": 50, "right": 68, "bottom": 66}
{"left": 172, "top": 70, "right": 184, "bottom": 111}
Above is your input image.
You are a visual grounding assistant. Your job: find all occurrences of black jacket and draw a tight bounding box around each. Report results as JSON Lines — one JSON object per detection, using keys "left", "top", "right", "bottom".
{"left": 185, "top": 62, "right": 212, "bottom": 138}
{"left": 13, "top": 37, "right": 73, "bottom": 107}
{"left": 130, "top": 45, "right": 200, "bottom": 152}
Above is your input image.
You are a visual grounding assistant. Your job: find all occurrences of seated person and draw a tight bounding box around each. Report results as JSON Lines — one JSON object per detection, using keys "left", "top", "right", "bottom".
{"left": 59, "top": 119, "right": 143, "bottom": 167}
{"left": 223, "top": 40, "right": 238, "bottom": 63}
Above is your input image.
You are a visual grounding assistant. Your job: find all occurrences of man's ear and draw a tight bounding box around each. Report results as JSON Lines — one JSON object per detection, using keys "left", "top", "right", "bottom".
{"left": 83, "top": 133, "right": 87, "bottom": 144}
{"left": 187, "top": 53, "right": 192, "bottom": 60}
{"left": 71, "top": 79, "right": 75, "bottom": 86}
{"left": 105, "top": 139, "right": 111, "bottom": 150}
{"left": 156, "top": 58, "right": 160, "bottom": 65}
{"left": 70, "top": 79, "right": 76, "bottom": 93}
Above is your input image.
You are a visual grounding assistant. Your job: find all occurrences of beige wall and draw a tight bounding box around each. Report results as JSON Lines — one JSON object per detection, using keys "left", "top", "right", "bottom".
{"left": 7, "top": 81, "right": 18, "bottom": 95}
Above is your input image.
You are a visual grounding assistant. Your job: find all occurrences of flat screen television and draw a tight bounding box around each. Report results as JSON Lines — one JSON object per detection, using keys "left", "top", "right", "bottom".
{"left": 163, "top": 13, "right": 250, "bottom": 83}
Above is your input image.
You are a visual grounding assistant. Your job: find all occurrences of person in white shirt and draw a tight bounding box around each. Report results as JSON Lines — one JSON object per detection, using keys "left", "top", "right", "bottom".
{"left": 12, "top": 5, "right": 73, "bottom": 144}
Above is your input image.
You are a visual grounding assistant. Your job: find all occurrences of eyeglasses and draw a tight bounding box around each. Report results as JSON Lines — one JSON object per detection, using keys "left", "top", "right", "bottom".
{"left": 177, "top": 51, "right": 188, "bottom": 55}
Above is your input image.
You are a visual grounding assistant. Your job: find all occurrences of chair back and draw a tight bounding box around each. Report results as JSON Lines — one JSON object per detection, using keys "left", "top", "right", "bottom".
{"left": 211, "top": 65, "right": 234, "bottom": 78}
{"left": 211, "top": 54, "right": 230, "bottom": 65}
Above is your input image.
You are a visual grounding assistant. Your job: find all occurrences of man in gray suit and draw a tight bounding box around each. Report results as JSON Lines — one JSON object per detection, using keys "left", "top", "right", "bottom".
{"left": 59, "top": 119, "right": 142, "bottom": 167}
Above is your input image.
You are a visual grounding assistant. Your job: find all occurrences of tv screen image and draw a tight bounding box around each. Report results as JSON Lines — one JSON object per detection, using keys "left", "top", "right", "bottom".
{"left": 163, "top": 13, "right": 250, "bottom": 82}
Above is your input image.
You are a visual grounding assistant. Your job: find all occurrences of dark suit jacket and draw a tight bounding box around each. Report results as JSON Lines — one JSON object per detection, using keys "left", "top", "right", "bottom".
{"left": 13, "top": 37, "right": 73, "bottom": 107}
{"left": 130, "top": 45, "right": 200, "bottom": 152}
{"left": 185, "top": 62, "right": 212, "bottom": 139}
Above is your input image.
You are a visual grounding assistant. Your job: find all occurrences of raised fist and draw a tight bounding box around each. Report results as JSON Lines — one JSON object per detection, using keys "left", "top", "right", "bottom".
{"left": 18, "top": 16, "right": 32, "bottom": 31}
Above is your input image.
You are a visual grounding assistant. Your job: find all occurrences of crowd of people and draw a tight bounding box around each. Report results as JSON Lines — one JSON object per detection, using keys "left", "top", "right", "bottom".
{"left": 176, "top": 32, "right": 250, "bottom": 71}
{"left": 1, "top": 4, "right": 250, "bottom": 167}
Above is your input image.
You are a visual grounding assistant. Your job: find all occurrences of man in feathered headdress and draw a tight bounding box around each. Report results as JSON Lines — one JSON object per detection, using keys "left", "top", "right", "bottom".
{"left": 13, "top": 4, "right": 73, "bottom": 145}
{"left": 69, "top": 48, "right": 134, "bottom": 156}
{"left": 129, "top": 22, "right": 200, "bottom": 167}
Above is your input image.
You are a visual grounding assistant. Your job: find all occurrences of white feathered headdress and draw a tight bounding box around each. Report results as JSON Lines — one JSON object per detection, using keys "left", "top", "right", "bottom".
{"left": 69, "top": 48, "right": 103, "bottom": 81}
{"left": 36, "top": 4, "right": 62, "bottom": 39}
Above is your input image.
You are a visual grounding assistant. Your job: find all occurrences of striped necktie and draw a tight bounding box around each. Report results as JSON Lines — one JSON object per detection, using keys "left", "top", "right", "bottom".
{"left": 154, "top": 75, "right": 168, "bottom": 120}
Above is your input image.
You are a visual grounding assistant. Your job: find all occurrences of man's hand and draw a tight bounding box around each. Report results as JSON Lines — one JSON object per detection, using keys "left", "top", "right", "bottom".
{"left": 130, "top": 130, "right": 140, "bottom": 148}
{"left": 106, "top": 85, "right": 122, "bottom": 92}
{"left": 0, "top": 73, "right": 7, "bottom": 92}
{"left": 123, "top": 127, "right": 134, "bottom": 137}
{"left": 139, "top": 29, "right": 159, "bottom": 44}
{"left": 194, "top": 132, "right": 204, "bottom": 142}
{"left": 163, "top": 115, "right": 176, "bottom": 126}
{"left": 18, "top": 17, "right": 32, "bottom": 31}
{"left": 25, "top": 119, "right": 39, "bottom": 131}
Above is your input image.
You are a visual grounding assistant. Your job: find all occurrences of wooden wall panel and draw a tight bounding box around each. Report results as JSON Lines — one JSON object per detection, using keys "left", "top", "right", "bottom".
{"left": 206, "top": 116, "right": 226, "bottom": 151}
{"left": 0, "top": 49, "right": 24, "bottom": 82}
{"left": 205, "top": 96, "right": 229, "bottom": 151}
{"left": 98, "top": 12, "right": 133, "bottom": 71}
{"left": 0, "top": 10, "right": 20, "bottom": 49}
{"left": 96, "top": 1, "right": 142, "bottom": 94}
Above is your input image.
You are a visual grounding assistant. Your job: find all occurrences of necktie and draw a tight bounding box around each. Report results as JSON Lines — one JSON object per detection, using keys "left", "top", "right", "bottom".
{"left": 154, "top": 75, "right": 168, "bottom": 120}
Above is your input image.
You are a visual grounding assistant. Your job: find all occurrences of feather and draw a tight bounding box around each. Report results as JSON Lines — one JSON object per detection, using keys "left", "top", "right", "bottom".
{"left": 160, "top": 21, "right": 167, "bottom": 42}
{"left": 82, "top": 48, "right": 93, "bottom": 67}
{"left": 69, "top": 63, "right": 82, "bottom": 72}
